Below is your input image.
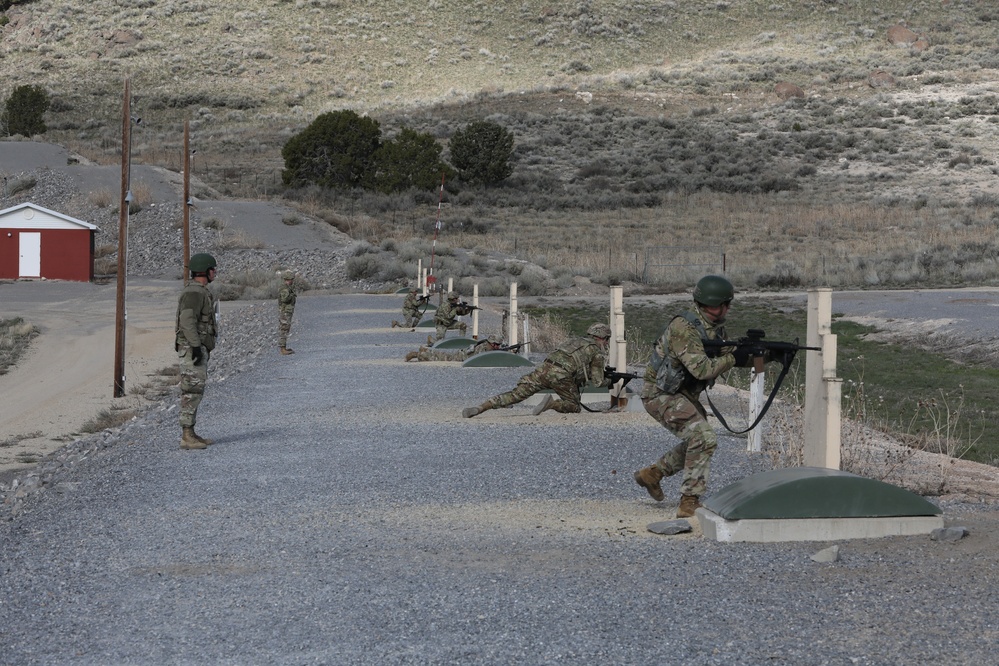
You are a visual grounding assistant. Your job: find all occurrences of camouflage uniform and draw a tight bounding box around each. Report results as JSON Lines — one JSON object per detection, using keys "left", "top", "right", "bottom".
{"left": 176, "top": 281, "right": 218, "bottom": 429}
{"left": 639, "top": 307, "right": 736, "bottom": 497}
{"left": 278, "top": 274, "right": 297, "bottom": 351}
{"left": 401, "top": 290, "right": 427, "bottom": 328}
{"left": 406, "top": 337, "right": 501, "bottom": 362}
{"left": 465, "top": 335, "right": 608, "bottom": 415}
{"left": 434, "top": 297, "right": 469, "bottom": 340}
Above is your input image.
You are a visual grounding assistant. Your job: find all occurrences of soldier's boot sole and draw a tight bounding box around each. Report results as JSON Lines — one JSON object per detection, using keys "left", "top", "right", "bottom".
{"left": 633, "top": 466, "right": 665, "bottom": 502}
{"left": 532, "top": 394, "right": 554, "bottom": 416}
{"left": 462, "top": 407, "right": 482, "bottom": 418}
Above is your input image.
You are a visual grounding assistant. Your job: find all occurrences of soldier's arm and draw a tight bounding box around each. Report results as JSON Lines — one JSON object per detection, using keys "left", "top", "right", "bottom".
{"left": 177, "top": 291, "right": 203, "bottom": 347}
{"left": 670, "top": 320, "right": 735, "bottom": 380}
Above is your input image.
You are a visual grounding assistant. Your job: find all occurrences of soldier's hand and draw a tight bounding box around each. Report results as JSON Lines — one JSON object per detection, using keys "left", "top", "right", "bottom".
{"left": 731, "top": 346, "right": 751, "bottom": 367}
{"left": 191, "top": 346, "right": 204, "bottom": 365}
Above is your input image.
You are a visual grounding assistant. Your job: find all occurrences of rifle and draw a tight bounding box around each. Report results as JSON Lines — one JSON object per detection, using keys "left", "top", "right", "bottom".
{"left": 701, "top": 329, "right": 820, "bottom": 434}
{"left": 499, "top": 341, "right": 530, "bottom": 353}
{"left": 702, "top": 328, "right": 820, "bottom": 362}
{"left": 604, "top": 366, "right": 641, "bottom": 390}
{"left": 457, "top": 301, "right": 481, "bottom": 314}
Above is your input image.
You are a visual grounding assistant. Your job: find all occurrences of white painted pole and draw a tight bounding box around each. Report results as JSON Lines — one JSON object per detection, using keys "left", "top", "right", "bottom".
{"left": 447, "top": 277, "right": 453, "bottom": 293}
{"left": 804, "top": 288, "right": 842, "bottom": 469}
{"left": 609, "top": 286, "right": 627, "bottom": 407}
{"left": 417, "top": 259, "right": 422, "bottom": 291}
{"left": 508, "top": 282, "right": 518, "bottom": 346}
{"left": 748, "top": 368, "right": 764, "bottom": 452}
{"left": 420, "top": 268, "right": 427, "bottom": 296}
{"left": 521, "top": 315, "right": 530, "bottom": 356}
{"left": 472, "top": 283, "right": 479, "bottom": 339}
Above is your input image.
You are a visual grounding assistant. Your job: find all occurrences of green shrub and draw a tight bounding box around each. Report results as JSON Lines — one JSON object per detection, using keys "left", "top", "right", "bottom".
{"left": 370, "top": 127, "right": 452, "bottom": 193}
{"left": 449, "top": 120, "right": 514, "bottom": 186}
{"left": 282, "top": 110, "right": 381, "bottom": 189}
{"left": 346, "top": 253, "right": 383, "bottom": 279}
{"left": 2, "top": 84, "right": 50, "bottom": 137}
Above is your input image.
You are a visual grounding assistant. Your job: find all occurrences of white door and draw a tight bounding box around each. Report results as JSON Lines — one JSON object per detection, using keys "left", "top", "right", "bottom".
{"left": 19, "top": 232, "right": 41, "bottom": 278}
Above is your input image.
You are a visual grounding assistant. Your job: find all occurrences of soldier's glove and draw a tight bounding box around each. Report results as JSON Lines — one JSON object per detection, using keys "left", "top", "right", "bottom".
{"left": 731, "top": 347, "right": 752, "bottom": 367}
{"left": 191, "top": 346, "right": 204, "bottom": 365}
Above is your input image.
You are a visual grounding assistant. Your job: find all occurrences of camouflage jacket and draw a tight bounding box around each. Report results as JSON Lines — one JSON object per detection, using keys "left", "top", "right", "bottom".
{"left": 278, "top": 284, "right": 297, "bottom": 312}
{"left": 641, "top": 307, "right": 735, "bottom": 399}
{"left": 402, "top": 292, "right": 420, "bottom": 313}
{"left": 544, "top": 336, "right": 608, "bottom": 387}
{"left": 175, "top": 282, "right": 218, "bottom": 351}
{"left": 434, "top": 300, "right": 462, "bottom": 326}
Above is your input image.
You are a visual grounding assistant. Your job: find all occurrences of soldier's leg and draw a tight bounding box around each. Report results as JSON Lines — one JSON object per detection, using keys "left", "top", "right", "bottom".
{"left": 464, "top": 369, "right": 543, "bottom": 417}
{"left": 542, "top": 377, "right": 583, "bottom": 413}
{"left": 435, "top": 324, "right": 447, "bottom": 340}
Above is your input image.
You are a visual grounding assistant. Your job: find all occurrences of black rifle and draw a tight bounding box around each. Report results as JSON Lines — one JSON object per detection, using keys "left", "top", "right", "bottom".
{"left": 604, "top": 366, "right": 641, "bottom": 390}
{"left": 499, "top": 341, "right": 530, "bottom": 353}
{"left": 456, "top": 301, "right": 481, "bottom": 315}
{"left": 701, "top": 329, "right": 820, "bottom": 434}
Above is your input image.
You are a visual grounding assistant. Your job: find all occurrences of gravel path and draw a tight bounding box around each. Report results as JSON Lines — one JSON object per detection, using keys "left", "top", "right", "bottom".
{"left": 2, "top": 294, "right": 997, "bottom": 665}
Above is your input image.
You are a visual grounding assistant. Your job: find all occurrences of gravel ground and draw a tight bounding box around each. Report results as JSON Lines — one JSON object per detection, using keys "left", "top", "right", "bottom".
{"left": 2, "top": 294, "right": 998, "bottom": 666}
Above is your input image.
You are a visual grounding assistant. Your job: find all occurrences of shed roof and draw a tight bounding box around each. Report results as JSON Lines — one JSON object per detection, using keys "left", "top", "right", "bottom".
{"left": 0, "top": 202, "right": 98, "bottom": 231}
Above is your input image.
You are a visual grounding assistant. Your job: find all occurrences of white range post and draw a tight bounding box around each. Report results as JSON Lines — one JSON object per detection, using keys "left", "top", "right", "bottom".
{"left": 420, "top": 267, "right": 427, "bottom": 296}
{"left": 447, "top": 277, "right": 453, "bottom": 293}
{"left": 803, "top": 288, "right": 842, "bottom": 469}
{"left": 472, "top": 284, "right": 480, "bottom": 339}
{"left": 747, "top": 364, "right": 766, "bottom": 452}
{"left": 417, "top": 260, "right": 422, "bottom": 291}
{"left": 609, "top": 286, "right": 628, "bottom": 409}
{"left": 508, "top": 282, "right": 519, "bottom": 347}
{"left": 521, "top": 314, "right": 531, "bottom": 356}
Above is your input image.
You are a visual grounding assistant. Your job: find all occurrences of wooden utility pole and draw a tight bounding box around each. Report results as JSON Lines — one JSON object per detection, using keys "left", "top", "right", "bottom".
{"left": 183, "top": 120, "right": 191, "bottom": 284}
{"left": 113, "top": 78, "right": 131, "bottom": 398}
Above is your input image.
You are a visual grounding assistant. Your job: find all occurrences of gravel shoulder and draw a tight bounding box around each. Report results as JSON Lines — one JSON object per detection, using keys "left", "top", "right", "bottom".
{"left": 2, "top": 293, "right": 999, "bottom": 665}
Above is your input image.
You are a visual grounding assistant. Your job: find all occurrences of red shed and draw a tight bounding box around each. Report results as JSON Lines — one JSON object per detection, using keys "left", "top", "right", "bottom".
{"left": 0, "top": 203, "right": 98, "bottom": 282}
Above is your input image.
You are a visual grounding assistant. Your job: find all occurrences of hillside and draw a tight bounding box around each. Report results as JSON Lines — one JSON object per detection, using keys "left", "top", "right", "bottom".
{"left": 2, "top": 0, "right": 999, "bottom": 290}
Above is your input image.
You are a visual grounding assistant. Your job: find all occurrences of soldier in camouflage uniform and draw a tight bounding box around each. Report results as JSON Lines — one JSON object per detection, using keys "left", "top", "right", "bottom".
{"left": 405, "top": 335, "right": 503, "bottom": 362}
{"left": 393, "top": 288, "right": 429, "bottom": 329}
{"left": 633, "top": 275, "right": 754, "bottom": 518}
{"left": 175, "top": 253, "right": 220, "bottom": 450}
{"left": 462, "top": 323, "right": 612, "bottom": 418}
{"left": 278, "top": 270, "right": 297, "bottom": 355}
{"left": 434, "top": 291, "right": 470, "bottom": 340}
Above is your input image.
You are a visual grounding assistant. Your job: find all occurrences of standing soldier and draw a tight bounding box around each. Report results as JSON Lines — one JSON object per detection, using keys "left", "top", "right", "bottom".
{"left": 393, "top": 287, "right": 429, "bottom": 330}
{"left": 278, "top": 270, "right": 297, "bottom": 355}
{"left": 462, "top": 323, "right": 612, "bottom": 418}
{"left": 632, "top": 275, "right": 754, "bottom": 518}
{"left": 176, "top": 252, "right": 219, "bottom": 450}
{"left": 433, "top": 291, "right": 469, "bottom": 341}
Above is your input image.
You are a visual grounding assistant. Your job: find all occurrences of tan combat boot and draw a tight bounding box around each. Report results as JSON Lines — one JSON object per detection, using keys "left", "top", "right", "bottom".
{"left": 192, "top": 429, "right": 214, "bottom": 446}
{"left": 405, "top": 351, "right": 420, "bottom": 362}
{"left": 633, "top": 465, "right": 665, "bottom": 502}
{"left": 427, "top": 334, "right": 434, "bottom": 346}
{"left": 391, "top": 320, "right": 400, "bottom": 328}
{"left": 676, "top": 494, "right": 702, "bottom": 518}
{"left": 462, "top": 402, "right": 492, "bottom": 418}
{"left": 180, "top": 427, "right": 208, "bottom": 450}
{"left": 280, "top": 346, "right": 295, "bottom": 355}
{"left": 532, "top": 394, "right": 554, "bottom": 416}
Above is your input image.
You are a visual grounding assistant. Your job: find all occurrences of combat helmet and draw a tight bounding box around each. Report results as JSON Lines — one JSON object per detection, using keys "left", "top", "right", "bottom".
{"left": 693, "top": 275, "right": 734, "bottom": 307}
{"left": 189, "top": 253, "right": 217, "bottom": 274}
{"left": 587, "top": 323, "right": 612, "bottom": 339}
{"left": 282, "top": 270, "right": 295, "bottom": 280}
{"left": 447, "top": 291, "right": 459, "bottom": 301}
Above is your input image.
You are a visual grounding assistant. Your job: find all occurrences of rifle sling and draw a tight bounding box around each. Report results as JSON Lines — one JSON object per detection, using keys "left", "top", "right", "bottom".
{"left": 704, "top": 352, "right": 796, "bottom": 434}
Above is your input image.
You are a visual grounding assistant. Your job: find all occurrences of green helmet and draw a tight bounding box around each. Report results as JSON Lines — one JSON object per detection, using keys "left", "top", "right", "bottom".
{"left": 486, "top": 335, "right": 502, "bottom": 345}
{"left": 189, "top": 253, "right": 217, "bottom": 274}
{"left": 282, "top": 270, "right": 295, "bottom": 280}
{"left": 693, "top": 275, "right": 734, "bottom": 306}
{"left": 587, "top": 323, "right": 611, "bottom": 339}
{"left": 447, "top": 291, "right": 459, "bottom": 301}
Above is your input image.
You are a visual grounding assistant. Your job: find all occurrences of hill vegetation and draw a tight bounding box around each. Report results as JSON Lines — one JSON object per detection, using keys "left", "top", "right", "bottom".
{"left": 1, "top": 0, "right": 998, "bottom": 290}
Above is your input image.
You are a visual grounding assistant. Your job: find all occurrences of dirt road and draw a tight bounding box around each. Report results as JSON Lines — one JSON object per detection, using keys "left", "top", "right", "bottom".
{"left": 0, "top": 278, "right": 178, "bottom": 477}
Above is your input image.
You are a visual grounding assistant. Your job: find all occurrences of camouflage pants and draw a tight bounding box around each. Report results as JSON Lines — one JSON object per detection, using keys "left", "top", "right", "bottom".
{"left": 178, "top": 345, "right": 210, "bottom": 427}
{"left": 484, "top": 362, "right": 582, "bottom": 413}
{"left": 642, "top": 392, "right": 717, "bottom": 497}
{"left": 403, "top": 306, "right": 422, "bottom": 328}
{"left": 435, "top": 321, "right": 467, "bottom": 340}
{"left": 278, "top": 306, "right": 294, "bottom": 347}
